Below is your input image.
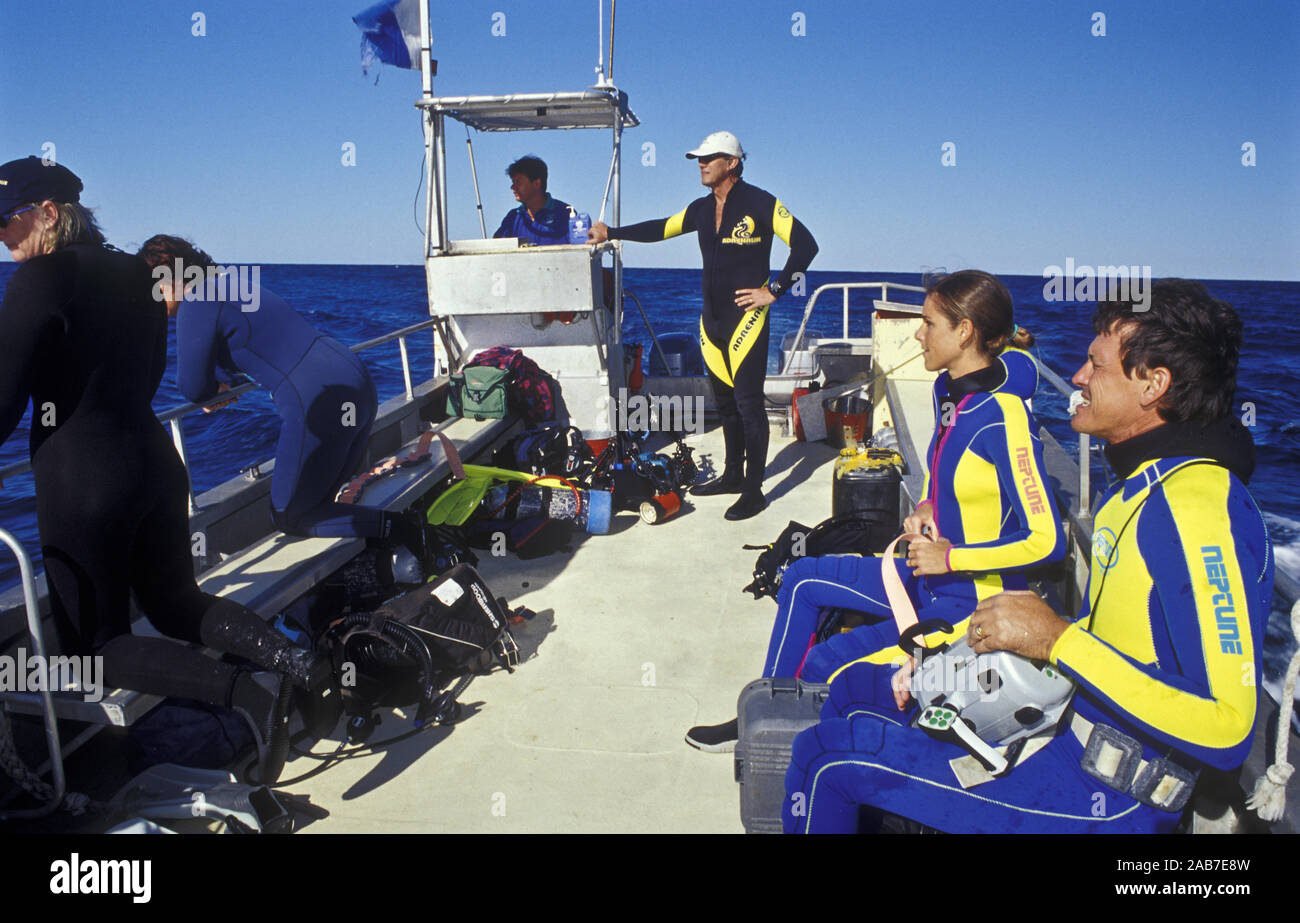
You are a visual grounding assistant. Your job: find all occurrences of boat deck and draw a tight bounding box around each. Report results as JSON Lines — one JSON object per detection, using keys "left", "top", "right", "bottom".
{"left": 293, "top": 425, "right": 841, "bottom": 833}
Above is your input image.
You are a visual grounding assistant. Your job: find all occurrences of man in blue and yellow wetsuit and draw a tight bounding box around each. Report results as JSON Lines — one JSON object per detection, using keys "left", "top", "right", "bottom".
{"left": 785, "top": 279, "right": 1273, "bottom": 833}
{"left": 589, "top": 131, "right": 818, "bottom": 520}
{"left": 494, "top": 156, "right": 572, "bottom": 246}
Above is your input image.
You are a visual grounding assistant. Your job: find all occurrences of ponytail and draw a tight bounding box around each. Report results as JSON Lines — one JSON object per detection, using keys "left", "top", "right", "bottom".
{"left": 1001, "top": 324, "right": 1036, "bottom": 351}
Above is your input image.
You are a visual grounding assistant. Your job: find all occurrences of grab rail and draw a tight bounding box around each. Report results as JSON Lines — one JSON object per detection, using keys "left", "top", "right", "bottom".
{"left": 779, "top": 281, "right": 927, "bottom": 376}
{"left": 1033, "top": 360, "right": 1092, "bottom": 517}
{"left": 0, "top": 528, "right": 66, "bottom": 820}
{"left": 781, "top": 280, "right": 1101, "bottom": 517}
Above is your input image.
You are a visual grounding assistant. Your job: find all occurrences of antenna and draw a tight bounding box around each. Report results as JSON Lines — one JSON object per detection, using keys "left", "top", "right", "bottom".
{"left": 594, "top": 0, "right": 609, "bottom": 87}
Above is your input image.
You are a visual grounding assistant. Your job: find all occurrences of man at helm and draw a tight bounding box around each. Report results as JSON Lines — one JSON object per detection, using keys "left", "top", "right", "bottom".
{"left": 495, "top": 155, "right": 572, "bottom": 246}
{"left": 589, "top": 131, "right": 818, "bottom": 521}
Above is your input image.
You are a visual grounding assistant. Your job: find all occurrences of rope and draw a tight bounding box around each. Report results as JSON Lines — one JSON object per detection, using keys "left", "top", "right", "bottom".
{"left": 0, "top": 707, "right": 94, "bottom": 819}
{"left": 1246, "top": 598, "right": 1300, "bottom": 822}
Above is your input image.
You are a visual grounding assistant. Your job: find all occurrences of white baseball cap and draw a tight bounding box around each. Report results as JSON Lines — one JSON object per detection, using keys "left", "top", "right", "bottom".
{"left": 685, "top": 131, "right": 745, "bottom": 160}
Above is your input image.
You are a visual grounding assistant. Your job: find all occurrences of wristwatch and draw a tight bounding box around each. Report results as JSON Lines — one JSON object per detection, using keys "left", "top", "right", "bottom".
{"left": 767, "top": 280, "right": 787, "bottom": 299}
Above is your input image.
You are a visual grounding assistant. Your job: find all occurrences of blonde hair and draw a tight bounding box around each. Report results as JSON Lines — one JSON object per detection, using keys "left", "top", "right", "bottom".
{"left": 38, "top": 201, "right": 106, "bottom": 253}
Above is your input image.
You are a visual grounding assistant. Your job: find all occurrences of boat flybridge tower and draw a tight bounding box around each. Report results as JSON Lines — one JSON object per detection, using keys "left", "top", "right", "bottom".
{"left": 413, "top": 6, "right": 638, "bottom": 435}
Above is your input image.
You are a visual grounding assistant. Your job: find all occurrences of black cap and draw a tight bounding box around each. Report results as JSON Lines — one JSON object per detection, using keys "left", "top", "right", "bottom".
{"left": 0, "top": 156, "right": 83, "bottom": 213}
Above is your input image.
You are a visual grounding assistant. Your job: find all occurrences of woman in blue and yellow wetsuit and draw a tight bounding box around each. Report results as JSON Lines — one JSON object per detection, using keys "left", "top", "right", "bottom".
{"left": 589, "top": 132, "right": 818, "bottom": 520}
{"left": 138, "top": 236, "right": 428, "bottom": 556}
{"left": 687, "top": 270, "right": 1064, "bottom": 750}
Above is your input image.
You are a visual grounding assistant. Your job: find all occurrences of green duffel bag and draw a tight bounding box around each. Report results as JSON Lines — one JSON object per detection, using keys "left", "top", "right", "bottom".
{"left": 446, "top": 365, "right": 511, "bottom": 420}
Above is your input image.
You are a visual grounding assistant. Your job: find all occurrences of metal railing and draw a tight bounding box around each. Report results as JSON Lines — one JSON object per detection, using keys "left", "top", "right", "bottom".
{"left": 779, "top": 281, "right": 927, "bottom": 376}
{"left": 1033, "top": 362, "right": 1093, "bottom": 517}
{"left": 623, "top": 290, "right": 674, "bottom": 376}
{"left": 0, "top": 318, "right": 441, "bottom": 513}
{"left": 779, "top": 280, "right": 1100, "bottom": 516}
{"left": 0, "top": 528, "right": 66, "bottom": 819}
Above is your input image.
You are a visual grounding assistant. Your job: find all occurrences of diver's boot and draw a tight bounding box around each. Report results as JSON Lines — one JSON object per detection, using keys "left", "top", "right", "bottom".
{"left": 230, "top": 669, "right": 293, "bottom": 786}
{"left": 695, "top": 406, "right": 746, "bottom": 496}
{"left": 685, "top": 717, "right": 739, "bottom": 753}
{"left": 692, "top": 470, "right": 744, "bottom": 496}
{"left": 199, "top": 598, "right": 326, "bottom": 691}
{"left": 724, "top": 491, "right": 767, "bottom": 521}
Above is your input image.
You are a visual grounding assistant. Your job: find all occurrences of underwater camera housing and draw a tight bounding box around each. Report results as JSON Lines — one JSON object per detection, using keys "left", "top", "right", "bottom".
{"left": 904, "top": 619, "right": 1075, "bottom": 765}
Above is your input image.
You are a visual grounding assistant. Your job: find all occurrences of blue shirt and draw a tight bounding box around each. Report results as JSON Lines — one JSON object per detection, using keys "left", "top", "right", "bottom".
{"left": 493, "top": 194, "right": 572, "bottom": 245}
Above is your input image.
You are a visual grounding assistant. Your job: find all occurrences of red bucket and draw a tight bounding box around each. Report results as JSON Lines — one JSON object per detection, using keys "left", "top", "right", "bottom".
{"left": 823, "top": 394, "right": 870, "bottom": 448}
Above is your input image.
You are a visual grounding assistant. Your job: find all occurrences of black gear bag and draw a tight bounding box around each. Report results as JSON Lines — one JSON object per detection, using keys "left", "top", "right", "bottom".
{"left": 742, "top": 514, "right": 895, "bottom": 600}
{"left": 328, "top": 563, "right": 520, "bottom": 726}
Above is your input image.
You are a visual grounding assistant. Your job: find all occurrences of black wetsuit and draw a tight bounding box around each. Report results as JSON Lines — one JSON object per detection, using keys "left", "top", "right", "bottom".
{"left": 609, "top": 179, "right": 817, "bottom": 493}
{"left": 0, "top": 244, "right": 303, "bottom": 703}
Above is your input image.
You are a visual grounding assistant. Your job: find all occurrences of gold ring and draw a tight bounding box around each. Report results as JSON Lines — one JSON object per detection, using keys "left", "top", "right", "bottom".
{"left": 976, "top": 625, "right": 985, "bottom": 639}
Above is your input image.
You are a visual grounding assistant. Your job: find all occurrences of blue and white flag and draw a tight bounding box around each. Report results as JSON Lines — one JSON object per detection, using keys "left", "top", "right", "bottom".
{"left": 353, "top": 0, "right": 425, "bottom": 72}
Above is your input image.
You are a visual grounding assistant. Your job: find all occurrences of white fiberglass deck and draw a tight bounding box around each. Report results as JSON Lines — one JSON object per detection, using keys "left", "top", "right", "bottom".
{"left": 295, "top": 426, "right": 841, "bottom": 833}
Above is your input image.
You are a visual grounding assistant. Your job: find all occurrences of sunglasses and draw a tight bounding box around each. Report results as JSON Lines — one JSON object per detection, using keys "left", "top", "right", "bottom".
{"left": 0, "top": 204, "right": 36, "bottom": 228}
{"left": 696, "top": 154, "right": 727, "bottom": 164}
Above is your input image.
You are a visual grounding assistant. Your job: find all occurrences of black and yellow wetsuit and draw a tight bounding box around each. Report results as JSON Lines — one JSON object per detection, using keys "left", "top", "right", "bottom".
{"left": 608, "top": 180, "right": 817, "bottom": 493}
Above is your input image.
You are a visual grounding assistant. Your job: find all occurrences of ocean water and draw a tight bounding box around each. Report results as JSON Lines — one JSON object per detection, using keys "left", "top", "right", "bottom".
{"left": 1, "top": 263, "right": 1297, "bottom": 680}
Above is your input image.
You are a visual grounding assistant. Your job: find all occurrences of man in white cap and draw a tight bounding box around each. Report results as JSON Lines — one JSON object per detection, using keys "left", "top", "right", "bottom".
{"left": 589, "top": 132, "right": 817, "bottom": 520}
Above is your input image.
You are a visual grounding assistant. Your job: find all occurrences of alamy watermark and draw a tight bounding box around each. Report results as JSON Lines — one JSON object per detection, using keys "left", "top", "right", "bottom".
{"left": 49, "top": 853, "right": 150, "bottom": 903}
{"left": 1042, "top": 258, "right": 1151, "bottom": 311}
{"left": 151, "top": 259, "right": 262, "bottom": 312}
{"left": 0, "top": 648, "right": 102, "bottom": 702}
{"left": 608, "top": 387, "right": 704, "bottom": 435}
{"left": 907, "top": 646, "right": 993, "bottom": 698}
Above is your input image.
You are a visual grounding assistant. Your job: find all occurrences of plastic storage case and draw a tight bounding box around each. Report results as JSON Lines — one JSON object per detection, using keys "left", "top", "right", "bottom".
{"left": 734, "top": 677, "right": 831, "bottom": 834}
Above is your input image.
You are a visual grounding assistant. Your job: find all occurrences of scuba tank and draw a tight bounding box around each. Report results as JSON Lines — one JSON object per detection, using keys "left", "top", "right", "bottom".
{"left": 483, "top": 482, "right": 613, "bottom": 534}
{"left": 639, "top": 491, "right": 682, "bottom": 524}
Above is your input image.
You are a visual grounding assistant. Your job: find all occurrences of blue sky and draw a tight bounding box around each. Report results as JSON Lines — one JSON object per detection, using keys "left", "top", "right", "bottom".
{"left": 2, "top": 0, "right": 1296, "bottom": 279}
